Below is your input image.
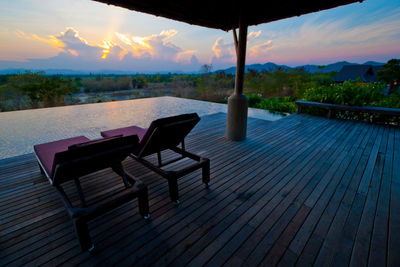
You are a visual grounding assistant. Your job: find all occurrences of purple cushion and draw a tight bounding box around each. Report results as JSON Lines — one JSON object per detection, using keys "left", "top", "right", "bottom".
{"left": 34, "top": 136, "right": 90, "bottom": 177}
{"left": 68, "top": 135, "right": 122, "bottom": 150}
{"left": 101, "top": 126, "right": 147, "bottom": 141}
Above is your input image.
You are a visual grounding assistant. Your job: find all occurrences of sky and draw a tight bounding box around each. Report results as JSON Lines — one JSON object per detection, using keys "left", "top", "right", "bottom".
{"left": 0, "top": 0, "right": 399, "bottom": 73}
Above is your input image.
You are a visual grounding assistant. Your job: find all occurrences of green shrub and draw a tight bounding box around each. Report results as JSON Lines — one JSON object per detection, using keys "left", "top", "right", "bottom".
{"left": 247, "top": 93, "right": 262, "bottom": 107}
{"left": 303, "top": 81, "right": 385, "bottom": 106}
{"left": 256, "top": 96, "right": 296, "bottom": 113}
{"left": 244, "top": 69, "right": 335, "bottom": 98}
{"left": 375, "top": 90, "right": 400, "bottom": 109}
{"left": 301, "top": 81, "right": 400, "bottom": 123}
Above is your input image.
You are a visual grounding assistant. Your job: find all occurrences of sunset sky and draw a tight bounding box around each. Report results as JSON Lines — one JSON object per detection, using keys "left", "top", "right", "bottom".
{"left": 0, "top": 0, "right": 399, "bottom": 72}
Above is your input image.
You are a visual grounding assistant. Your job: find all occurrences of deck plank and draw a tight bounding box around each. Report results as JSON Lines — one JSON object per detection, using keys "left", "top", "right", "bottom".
{"left": 367, "top": 127, "right": 394, "bottom": 266}
{"left": 388, "top": 127, "right": 400, "bottom": 267}
{"left": 313, "top": 125, "right": 381, "bottom": 266}
{"left": 161, "top": 118, "right": 335, "bottom": 267}
{"left": 82, "top": 115, "right": 321, "bottom": 266}
{"left": 288, "top": 122, "right": 373, "bottom": 266}
{"left": 0, "top": 113, "right": 398, "bottom": 267}
{"left": 258, "top": 120, "right": 369, "bottom": 266}
{"left": 201, "top": 119, "right": 354, "bottom": 267}
{"left": 330, "top": 126, "right": 385, "bottom": 267}
{"left": 31, "top": 116, "right": 304, "bottom": 266}
{"left": 349, "top": 126, "right": 389, "bottom": 266}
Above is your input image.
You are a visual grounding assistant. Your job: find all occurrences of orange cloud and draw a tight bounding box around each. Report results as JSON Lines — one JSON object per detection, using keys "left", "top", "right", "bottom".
{"left": 13, "top": 27, "right": 198, "bottom": 67}
{"left": 114, "top": 29, "right": 185, "bottom": 61}
{"left": 248, "top": 30, "right": 262, "bottom": 40}
{"left": 211, "top": 32, "right": 271, "bottom": 64}
{"left": 175, "top": 50, "right": 197, "bottom": 63}
{"left": 57, "top": 28, "right": 89, "bottom": 45}
{"left": 249, "top": 40, "right": 273, "bottom": 58}
{"left": 68, "top": 49, "right": 78, "bottom": 56}
{"left": 15, "top": 30, "right": 65, "bottom": 51}
{"left": 17, "top": 27, "right": 122, "bottom": 59}
{"left": 116, "top": 32, "right": 153, "bottom": 56}
{"left": 211, "top": 37, "right": 236, "bottom": 65}
{"left": 212, "top": 37, "right": 235, "bottom": 59}
{"left": 98, "top": 40, "right": 116, "bottom": 59}
{"left": 116, "top": 30, "right": 179, "bottom": 55}
{"left": 115, "top": 32, "right": 132, "bottom": 46}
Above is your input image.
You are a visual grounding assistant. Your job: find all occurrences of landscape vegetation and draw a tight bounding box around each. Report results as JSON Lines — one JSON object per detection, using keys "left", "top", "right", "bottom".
{"left": 0, "top": 59, "right": 399, "bottom": 122}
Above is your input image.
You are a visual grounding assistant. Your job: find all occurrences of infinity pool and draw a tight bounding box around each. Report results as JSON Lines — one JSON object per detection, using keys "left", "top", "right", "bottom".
{"left": 0, "top": 96, "right": 284, "bottom": 159}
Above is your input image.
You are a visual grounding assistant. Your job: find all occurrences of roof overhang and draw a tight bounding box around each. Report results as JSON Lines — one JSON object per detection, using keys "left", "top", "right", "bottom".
{"left": 92, "top": 0, "right": 362, "bottom": 31}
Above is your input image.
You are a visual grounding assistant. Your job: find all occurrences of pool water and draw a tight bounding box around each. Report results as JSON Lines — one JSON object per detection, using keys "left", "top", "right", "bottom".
{"left": 0, "top": 96, "right": 284, "bottom": 159}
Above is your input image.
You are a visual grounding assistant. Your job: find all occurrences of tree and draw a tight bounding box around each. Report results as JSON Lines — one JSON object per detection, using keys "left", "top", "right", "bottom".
{"left": 9, "top": 71, "right": 75, "bottom": 108}
{"left": 200, "top": 64, "right": 213, "bottom": 74}
{"left": 377, "top": 59, "right": 400, "bottom": 92}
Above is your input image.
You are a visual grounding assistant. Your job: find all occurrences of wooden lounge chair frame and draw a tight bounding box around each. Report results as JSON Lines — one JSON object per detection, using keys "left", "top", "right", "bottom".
{"left": 132, "top": 138, "right": 210, "bottom": 204}
{"left": 101, "top": 113, "right": 210, "bottom": 204}
{"left": 131, "top": 115, "right": 210, "bottom": 204}
{"left": 34, "top": 135, "right": 150, "bottom": 252}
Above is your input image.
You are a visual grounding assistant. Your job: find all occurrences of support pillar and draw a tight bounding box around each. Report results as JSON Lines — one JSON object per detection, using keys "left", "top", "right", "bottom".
{"left": 226, "top": 18, "right": 248, "bottom": 141}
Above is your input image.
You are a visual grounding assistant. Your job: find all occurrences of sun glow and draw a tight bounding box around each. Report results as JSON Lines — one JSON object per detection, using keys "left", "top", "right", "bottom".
{"left": 115, "top": 32, "right": 153, "bottom": 56}
{"left": 132, "top": 36, "right": 152, "bottom": 50}
{"left": 115, "top": 32, "right": 132, "bottom": 45}
{"left": 99, "top": 40, "right": 115, "bottom": 59}
{"left": 114, "top": 30, "right": 180, "bottom": 58}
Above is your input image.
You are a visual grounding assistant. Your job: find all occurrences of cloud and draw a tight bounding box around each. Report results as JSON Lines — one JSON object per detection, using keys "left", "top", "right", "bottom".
{"left": 211, "top": 32, "right": 270, "bottom": 66}
{"left": 249, "top": 40, "right": 272, "bottom": 58}
{"left": 7, "top": 3, "right": 400, "bottom": 72}
{"left": 115, "top": 29, "right": 184, "bottom": 61}
{"left": 249, "top": 8, "right": 400, "bottom": 65}
{"left": 55, "top": 28, "right": 106, "bottom": 59}
{"left": 211, "top": 37, "right": 236, "bottom": 65}
{"left": 18, "top": 28, "right": 109, "bottom": 59}
{"left": 176, "top": 50, "right": 198, "bottom": 63}
{"left": 56, "top": 28, "right": 88, "bottom": 47}
{"left": 114, "top": 29, "right": 201, "bottom": 66}
{"left": 15, "top": 30, "right": 65, "bottom": 51}
{"left": 8, "top": 27, "right": 201, "bottom": 72}
{"left": 247, "top": 30, "right": 261, "bottom": 41}
{"left": 190, "top": 55, "right": 199, "bottom": 65}
{"left": 209, "top": 6, "right": 400, "bottom": 67}
{"left": 99, "top": 41, "right": 127, "bottom": 60}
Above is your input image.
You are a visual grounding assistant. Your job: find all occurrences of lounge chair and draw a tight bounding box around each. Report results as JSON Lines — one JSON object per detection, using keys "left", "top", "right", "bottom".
{"left": 101, "top": 113, "right": 210, "bottom": 204}
{"left": 34, "top": 135, "right": 150, "bottom": 252}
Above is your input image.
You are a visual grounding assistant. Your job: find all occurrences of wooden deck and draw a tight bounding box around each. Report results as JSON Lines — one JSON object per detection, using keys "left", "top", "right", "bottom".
{"left": 1, "top": 113, "right": 399, "bottom": 266}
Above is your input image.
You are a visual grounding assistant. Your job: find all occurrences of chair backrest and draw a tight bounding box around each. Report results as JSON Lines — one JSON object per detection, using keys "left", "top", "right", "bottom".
{"left": 52, "top": 135, "right": 139, "bottom": 185}
{"left": 135, "top": 113, "right": 200, "bottom": 158}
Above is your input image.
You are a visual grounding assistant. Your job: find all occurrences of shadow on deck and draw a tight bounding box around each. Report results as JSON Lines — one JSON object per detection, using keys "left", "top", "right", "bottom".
{"left": 1, "top": 113, "right": 399, "bottom": 266}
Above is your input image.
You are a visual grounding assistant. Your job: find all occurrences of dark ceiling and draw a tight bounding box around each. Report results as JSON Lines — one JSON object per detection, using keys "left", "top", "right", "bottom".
{"left": 92, "top": 0, "right": 362, "bottom": 31}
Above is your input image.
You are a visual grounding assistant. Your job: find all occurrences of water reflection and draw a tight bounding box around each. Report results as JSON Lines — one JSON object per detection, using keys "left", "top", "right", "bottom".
{"left": 0, "top": 97, "right": 284, "bottom": 159}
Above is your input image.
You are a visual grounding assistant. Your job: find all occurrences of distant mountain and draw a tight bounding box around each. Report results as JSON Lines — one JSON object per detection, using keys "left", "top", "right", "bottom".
{"left": 296, "top": 61, "right": 360, "bottom": 73}
{"left": 216, "top": 61, "right": 384, "bottom": 74}
{"left": 216, "top": 62, "right": 290, "bottom": 74}
{"left": 0, "top": 61, "right": 385, "bottom": 75}
{"left": 362, "top": 61, "right": 384, "bottom": 66}
{"left": 0, "top": 69, "right": 93, "bottom": 75}
{"left": 0, "top": 69, "right": 31, "bottom": 75}
{"left": 0, "top": 68, "right": 185, "bottom": 75}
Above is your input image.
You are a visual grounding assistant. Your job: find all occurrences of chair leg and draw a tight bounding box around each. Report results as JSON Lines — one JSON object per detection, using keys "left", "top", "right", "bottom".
{"left": 167, "top": 178, "right": 180, "bottom": 204}
{"left": 202, "top": 159, "right": 210, "bottom": 186}
{"left": 38, "top": 163, "right": 44, "bottom": 174}
{"left": 138, "top": 187, "right": 150, "bottom": 219}
{"left": 73, "top": 218, "right": 93, "bottom": 252}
